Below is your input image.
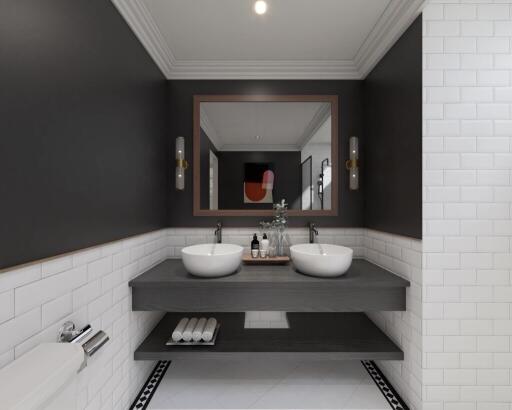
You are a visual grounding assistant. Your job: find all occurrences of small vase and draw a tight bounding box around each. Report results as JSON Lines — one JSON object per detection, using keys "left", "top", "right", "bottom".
{"left": 276, "top": 230, "right": 285, "bottom": 256}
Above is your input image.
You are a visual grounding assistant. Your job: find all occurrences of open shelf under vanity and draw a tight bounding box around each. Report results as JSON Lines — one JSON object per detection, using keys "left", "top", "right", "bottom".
{"left": 134, "top": 312, "right": 403, "bottom": 361}
{"left": 130, "top": 258, "right": 408, "bottom": 361}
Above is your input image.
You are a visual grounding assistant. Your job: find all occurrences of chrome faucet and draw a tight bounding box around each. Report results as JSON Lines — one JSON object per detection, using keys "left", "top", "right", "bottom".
{"left": 214, "top": 221, "right": 222, "bottom": 243}
{"left": 308, "top": 222, "right": 319, "bottom": 243}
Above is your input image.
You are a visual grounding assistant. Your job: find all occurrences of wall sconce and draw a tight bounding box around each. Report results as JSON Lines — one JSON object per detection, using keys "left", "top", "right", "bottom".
{"left": 345, "top": 136, "right": 359, "bottom": 190}
{"left": 175, "top": 136, "right": 188, "bottom": 190}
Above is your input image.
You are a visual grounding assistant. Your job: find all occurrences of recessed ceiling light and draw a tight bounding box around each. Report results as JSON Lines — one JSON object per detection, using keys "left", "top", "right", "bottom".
{"left": 253, "top": 0, "right": 268, "bottom": 15}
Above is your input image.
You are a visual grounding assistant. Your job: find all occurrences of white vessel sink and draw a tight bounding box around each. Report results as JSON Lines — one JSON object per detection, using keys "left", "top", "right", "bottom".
{"left": 181, "top": 243, "right": 243, "bottom": 278}
{"left": 290, "top": 243, "right": 353, "bottom": 278}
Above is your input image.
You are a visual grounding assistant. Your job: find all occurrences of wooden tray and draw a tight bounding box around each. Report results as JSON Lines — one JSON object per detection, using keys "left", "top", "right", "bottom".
{"left": 242, "top": 253, "right": 290, "bottom": 265}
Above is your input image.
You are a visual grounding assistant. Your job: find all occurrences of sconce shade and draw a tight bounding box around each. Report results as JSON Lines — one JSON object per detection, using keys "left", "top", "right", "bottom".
{"left": 349, "top": 167, "right": 359, "bottom": 190}
{"left": 349, "top": 136, "right": 358, "bottom": 159}
{"left": 176, "top": 166, "right": 185, "bottom": 190}
{"left": 176, "top": 136, "right": 185, "bottom": 160}
{"left": 176, "top": 136, "right": 187, "bottom": 190}
{"left": 347, "top": 136, "right": 359, "bottom": 190}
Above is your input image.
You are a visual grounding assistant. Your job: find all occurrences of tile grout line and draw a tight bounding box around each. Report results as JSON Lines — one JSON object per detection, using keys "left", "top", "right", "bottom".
{"left": 244, "top": 367, "right": 300, "bottom": 410}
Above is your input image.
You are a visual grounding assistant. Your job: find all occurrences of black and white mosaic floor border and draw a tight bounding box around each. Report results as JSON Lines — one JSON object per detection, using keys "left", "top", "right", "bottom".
{"left": 130, "top": 360, "right": 171, "bottom": 410}
{"left": 362, "top": 360, "right": 409, "bottom": 410}
{"left": 131, "top": 359, "right": 407, "bottom": 410}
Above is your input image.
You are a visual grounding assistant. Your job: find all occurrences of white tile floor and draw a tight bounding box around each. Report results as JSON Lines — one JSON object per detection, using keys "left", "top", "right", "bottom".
{"left": 148, "top": 359, "right": 392, "bottom": 409}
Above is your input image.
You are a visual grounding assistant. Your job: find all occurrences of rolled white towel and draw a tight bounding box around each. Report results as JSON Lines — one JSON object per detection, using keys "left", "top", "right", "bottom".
{"left": 202, "top": 317, "right": 217, "bottom": 342}
{"left": 182, "top": 317, "right": 198, "bottom": 342}
{"left": 171, "top": 317, "right": 189, "bottom": 342}
{"left": 192, "top": 318, "right": 207, "bottom": 342}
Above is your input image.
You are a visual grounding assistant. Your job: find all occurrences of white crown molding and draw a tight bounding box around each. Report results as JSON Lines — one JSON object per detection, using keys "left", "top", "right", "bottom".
{"left": 111, "top": 0, "right": 424, "bottom": 80}
{"left": 168, "top": 60, "right": 360, "bottom": 80}
{"left": 110, "top": 0, "right": 176, "bottom": 77}
{"left": 355, "top": 0, "right": 426, "bottom": 78}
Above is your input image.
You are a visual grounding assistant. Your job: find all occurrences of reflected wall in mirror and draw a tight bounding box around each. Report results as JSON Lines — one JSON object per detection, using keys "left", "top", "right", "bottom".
{"left": 193, "top": 95, "right": 338, "bottom": 216}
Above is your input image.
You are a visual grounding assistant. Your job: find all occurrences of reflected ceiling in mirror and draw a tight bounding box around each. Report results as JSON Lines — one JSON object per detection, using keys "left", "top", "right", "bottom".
{"left": 193, "top": 95, "right": 338, "bottom": 217}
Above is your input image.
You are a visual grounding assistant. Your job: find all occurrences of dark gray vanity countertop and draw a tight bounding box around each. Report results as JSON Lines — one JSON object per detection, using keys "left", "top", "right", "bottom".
{"left": 129, "top": 258, "right": 410, "bottom": 289}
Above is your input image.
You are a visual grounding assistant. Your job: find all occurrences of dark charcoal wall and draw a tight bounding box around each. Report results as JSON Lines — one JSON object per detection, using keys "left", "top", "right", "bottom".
{"left": 0, "top": 0, "right": 169, "bottom": 269}
{"left": 216, "top": 151, "right": 302, "bottom": 210}
{"left": 168, "top": 80, "right": 365, "bottom": 227}
{"left": 364, "top": 15, "right": 422, "bottom": 239}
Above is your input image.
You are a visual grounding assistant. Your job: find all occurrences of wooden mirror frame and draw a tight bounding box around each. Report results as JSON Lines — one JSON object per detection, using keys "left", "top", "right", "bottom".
{"left": 193, "top": 95, "right": 339, "bottom": 217}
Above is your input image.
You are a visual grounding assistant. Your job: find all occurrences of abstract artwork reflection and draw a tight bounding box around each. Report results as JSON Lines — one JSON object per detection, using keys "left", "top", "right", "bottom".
{"left": 244, "top": 163, "right": 274, "bottom": 203}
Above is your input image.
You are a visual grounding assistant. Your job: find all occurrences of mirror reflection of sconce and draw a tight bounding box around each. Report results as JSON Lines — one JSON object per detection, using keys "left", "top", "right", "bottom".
{"left": 345, "top": 136, "right": 359, "bottom": 190}
{"left": 176, "top": 136, "right": 188, "bottom": 191}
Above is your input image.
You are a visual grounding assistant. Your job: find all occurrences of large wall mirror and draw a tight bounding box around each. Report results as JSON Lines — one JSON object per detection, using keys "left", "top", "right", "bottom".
{"left": 193, "top": 95, "right": 338, "bottom": 216}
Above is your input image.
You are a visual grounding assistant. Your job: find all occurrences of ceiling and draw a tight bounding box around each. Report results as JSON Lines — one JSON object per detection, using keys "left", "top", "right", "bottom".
{"left": 148, "top": 0, "right": 389, "bottom": 61}
{"left": 111, "top": 0, "right": 424, "bottom": 79}
{"left": 200, "top": 102, "right": 330, "bottom": 151}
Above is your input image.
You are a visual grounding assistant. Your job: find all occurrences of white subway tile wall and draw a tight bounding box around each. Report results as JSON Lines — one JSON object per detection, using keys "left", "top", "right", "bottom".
{"left": 0, "top": 230, "right": 168, "bottom": 410}
{"left": 364, "top": 229, "right": 423, "bottom": 410}
{"left": 424, "top": 2, "right": 512, "bottom": 410}
{"left": 167, "top": 227, "right": 366, "bottom": 259}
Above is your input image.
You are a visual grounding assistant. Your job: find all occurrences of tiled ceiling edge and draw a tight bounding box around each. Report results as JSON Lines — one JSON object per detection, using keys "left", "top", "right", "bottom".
{"left": 111, "top": 0, "right": 424, "bottom": 80}
{"left": 355, "top": 0, "right": 426, "bottom": 79}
